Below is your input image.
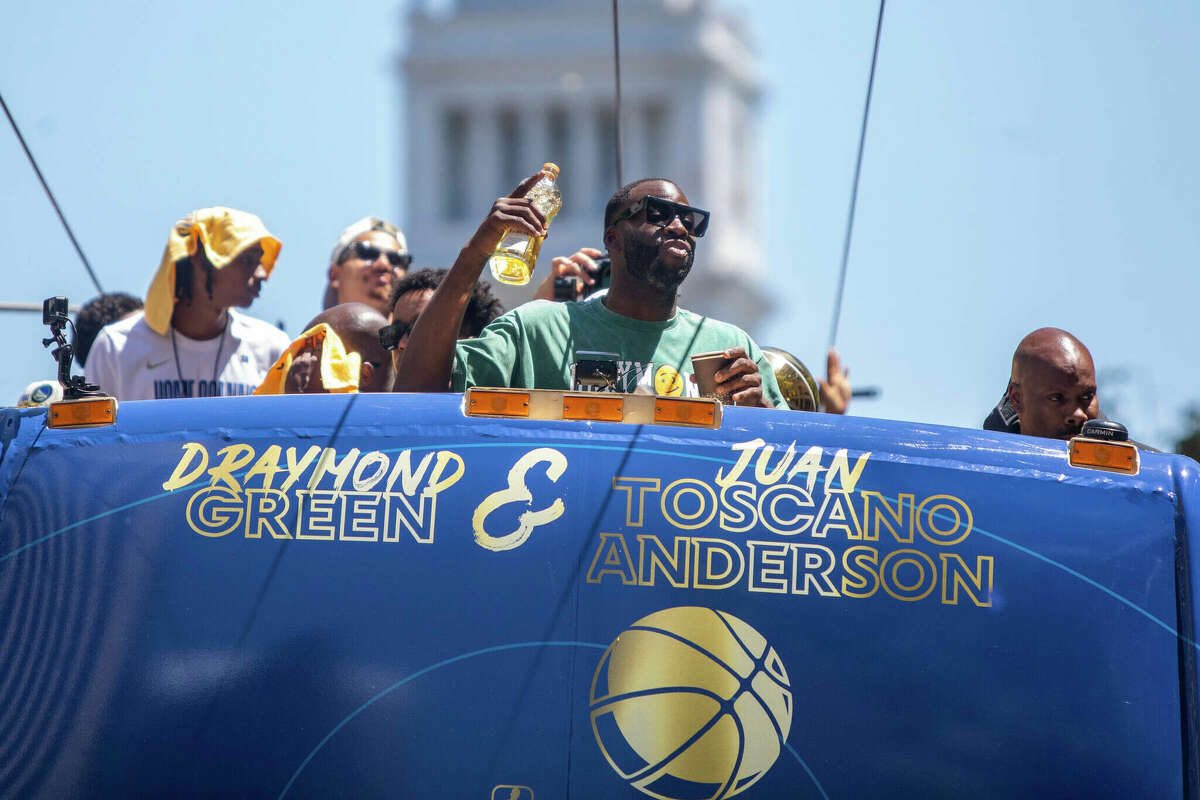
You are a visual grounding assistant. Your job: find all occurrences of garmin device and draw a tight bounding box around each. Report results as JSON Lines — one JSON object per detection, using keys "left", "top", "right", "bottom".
{"left": 1081, "top": 419, "right": 1129, "bottom": 442}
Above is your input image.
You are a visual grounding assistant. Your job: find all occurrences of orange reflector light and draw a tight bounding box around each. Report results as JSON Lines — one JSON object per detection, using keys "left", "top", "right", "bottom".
{"left": 654, "top": 397, "right": 716, "bottom": 426}
{"left": 562, "top": 394, "right": 623, "bottom": 422}
{"left": 1069, "top": 438, "right": 1139, "bottom": 475}
{"left": 466, "top": 389, "right": 531, "bottom": 417}
{"left": 48, "top": 397, "right": 117, "bottom": 429}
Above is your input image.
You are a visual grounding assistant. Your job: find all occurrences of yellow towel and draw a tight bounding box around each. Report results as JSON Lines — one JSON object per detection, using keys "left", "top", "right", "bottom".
{"left": 254, "top": 324, "right": 362, "bottom": 395}
{"left": 145, "top": 207, "right": 282, "bottom": 336}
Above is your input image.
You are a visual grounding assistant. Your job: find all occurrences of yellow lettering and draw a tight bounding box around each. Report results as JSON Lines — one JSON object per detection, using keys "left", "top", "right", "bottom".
{"left": 825, "top": 448, "right": 871, "bottom": 492}
{"left": 813, "top": 490, "right": 863, "bottom": 539}
{"left": 861, "top": 491, "right": 914, "bottom": 543}
{"left": 613, "top": 477, "right": 661, "bottom": 527}
{"left": 425, "top": 450, "right": 465, "bottom": 496}
{"left": 791, "top": 543, "right": 840, "bottom": 597}
{"left": 341, "top": 492, "right": 383, "bottom": 541}
{"left": 757, "top": 483, "right": 814, "bottom": 536}
{"left": 940, "top": 554, "right": 993, "bottom": 606}
{"left": 880, "top": 548, "right": 938, "bottom": 602}
{"left": 163, "top": 442, "right": 209, "bottom": 491}
{"left": 384, "top": 491, "right": 436, "bottom": 544}
{"left": 841, "top": 546, "right": 879, "bottom": 598}
{"left": 747, "top": 540, "right": 790, "bottom": 593}
{"left": 187, "top": 486, "right": 243, "bottom": 537}
{"left": 917, "top": 494, "right": 974, "bottom": 546}
{"left": 754, "top": 441, "right": 795, "bottom": 486}
{"left": 385, "top": 449, "right": 434, "bottom": 494}
{"left": 692, "top": 538, "right": 744, "bottom": 590}
{"left": 473, "top": 447, "right": 567, "bottom": 551}
{"left": 307, "top": 447, "right": 360, "bottom": 491}
{"left": 586, "top": 532, "right": 637, "bottom": 584}
{"left": 715, "top": 438, "right": 763, "bottom": 488}
{"left": 206, "top": 444, "right": 256, "bottom": 492}
{"left": 244, "top": 445, "right": 284, "bottom": 490}
{"left": 244, "top": 489, "right": 291, "bottom": 539}
{"left": 636, "top": 535, "right": 691, "bottom": 587}
{"left": 718, "top": 481, "right": 758, "bottom": 533}
{"left": 296, "top": 490, "right": 341, "bottom": 539}
{"left": 350, "top": 452, "right": 390, "bottom": 492}
{"left": 280, "top": 445, "right": 321, "bottom": 491}
{"left": 660, "top": 479, "right": 717, "bottom": 530}
{"left": 784, "top": 445, "right": 824, "bottom": 493}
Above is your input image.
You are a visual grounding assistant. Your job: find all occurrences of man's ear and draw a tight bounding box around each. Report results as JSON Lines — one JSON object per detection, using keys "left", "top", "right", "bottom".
{"left": 1007, "top": 381, "right": 1023, "bottom": 415}
{"left": 603, "top": 225, "right": 620, "bottom": 253}
{"left": 360, "top": 360, "right": 375, "bottom": 390}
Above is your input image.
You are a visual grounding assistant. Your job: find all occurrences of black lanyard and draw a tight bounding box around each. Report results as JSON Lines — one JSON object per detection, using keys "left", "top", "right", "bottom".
{"left": 170, "top": 314, "right": 229, "bottom": 393}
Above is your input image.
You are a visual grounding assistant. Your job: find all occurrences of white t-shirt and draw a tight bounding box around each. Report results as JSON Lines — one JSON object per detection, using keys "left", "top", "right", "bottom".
{"left": 85, "top": 310, "right": 291, "bottom": 401}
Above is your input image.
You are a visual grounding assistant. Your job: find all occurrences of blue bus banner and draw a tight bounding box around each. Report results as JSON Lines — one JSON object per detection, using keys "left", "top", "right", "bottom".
{"left": 0, "top": 393, "right": 1196, "bottom": 798}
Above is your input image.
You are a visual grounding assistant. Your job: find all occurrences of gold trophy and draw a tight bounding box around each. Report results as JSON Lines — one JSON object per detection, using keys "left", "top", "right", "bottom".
{"left": 761, "top": 346, "right": 819, "bottom": 412}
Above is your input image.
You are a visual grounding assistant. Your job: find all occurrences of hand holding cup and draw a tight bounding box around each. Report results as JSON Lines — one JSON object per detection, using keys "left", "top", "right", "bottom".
{"left": 690, "top": 347, "right": 769, "bottom": 408}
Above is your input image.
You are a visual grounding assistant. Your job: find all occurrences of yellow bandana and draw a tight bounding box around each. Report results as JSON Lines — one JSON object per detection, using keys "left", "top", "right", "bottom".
{"left": 145, "top": 207, "right": 282, "bottom": 336}
{"left": 254, "top": 324, "right": 362, "bottom": 395}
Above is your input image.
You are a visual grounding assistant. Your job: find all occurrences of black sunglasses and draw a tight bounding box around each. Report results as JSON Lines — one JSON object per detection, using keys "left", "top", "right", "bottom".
{"left": 378, "top": 320, "right": 415, "bottom": 351}
{"left": 345, "top": 240, "right": 413, "bottom": 269}
{"left": 611, "top": 196, "right": 710, "bottom": 237}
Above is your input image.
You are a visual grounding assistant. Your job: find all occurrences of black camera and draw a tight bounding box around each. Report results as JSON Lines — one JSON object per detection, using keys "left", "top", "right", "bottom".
{"left": 553, "top": 256, "right": 613, "bottom": 302}
{"left": 43, "top": 296, "right": 69, "bottom": 327}
{"left": 40, "top": 295, "right": 103, "bottom": 400}
{"left": 587, "top": 256, "right": 612, "bottom": 296}
{"left": 553, "top": 276, "right": 579, "bottom": 301}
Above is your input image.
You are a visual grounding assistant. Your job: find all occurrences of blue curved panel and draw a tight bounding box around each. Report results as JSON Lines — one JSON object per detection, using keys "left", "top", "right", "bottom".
{"left": 0, "top": 395, "right": 1193, "bottom": 798}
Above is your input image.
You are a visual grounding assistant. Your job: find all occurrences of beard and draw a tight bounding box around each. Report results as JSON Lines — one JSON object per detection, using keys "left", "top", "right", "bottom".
{"left": 621, "top": 231, "right": 694, "bottom": 293}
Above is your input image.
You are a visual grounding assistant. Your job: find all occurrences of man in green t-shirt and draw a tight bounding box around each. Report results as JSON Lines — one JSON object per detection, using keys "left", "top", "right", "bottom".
{"left": 395, "top": 174, "right": 787, "bottom": 409}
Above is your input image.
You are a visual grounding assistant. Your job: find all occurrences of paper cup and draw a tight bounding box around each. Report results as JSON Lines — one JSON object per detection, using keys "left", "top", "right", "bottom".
{"left": 690, "top": 350, "right": 731, "bottom": 403}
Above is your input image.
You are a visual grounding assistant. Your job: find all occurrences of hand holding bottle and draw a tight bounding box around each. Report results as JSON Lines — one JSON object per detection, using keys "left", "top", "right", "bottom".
{"left": 466, "top": 172, "right": 548, "bottom": 264}
{"left": 487, "top": 163, "right": 563, "bottom": 286}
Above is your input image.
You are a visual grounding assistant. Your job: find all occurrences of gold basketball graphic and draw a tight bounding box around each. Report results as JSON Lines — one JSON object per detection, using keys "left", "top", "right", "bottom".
{"left": 654, "top": 365, "right": 684, "bottom": 396}
{"left": 589, "top": 607, "right": 793, "bottom": 799}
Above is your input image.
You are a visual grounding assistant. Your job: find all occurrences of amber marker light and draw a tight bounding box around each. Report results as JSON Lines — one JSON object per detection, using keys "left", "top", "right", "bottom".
{"left": 466, "top": 388, "right": 531, "bottom": 418}
{"left": 1068, "top": 439, "right": 1139, "bottom": 475}
{"left": 654, "top": 397, "right": 717, "bottom": 427}
{"left": 562, "top": 394, "right": 623, "bottom": 422}
{"left": 48, "top": 397, "right": 118, "bottom": 429}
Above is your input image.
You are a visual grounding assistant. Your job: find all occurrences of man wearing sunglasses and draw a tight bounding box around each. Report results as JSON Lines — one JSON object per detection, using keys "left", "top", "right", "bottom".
{"left": 395, "top": 174, "right": 788, "bottom": 410}
{"left": 380, "top": 267, "right": 505, "bottom": 377}
{"left": 324, "top": 217, "right": 412, "bottom": 317}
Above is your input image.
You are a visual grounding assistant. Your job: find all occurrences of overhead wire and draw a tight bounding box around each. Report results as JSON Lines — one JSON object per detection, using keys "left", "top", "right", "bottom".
{"left": 0, "top": 91, "right": 105, "bottom": 296}
{"left": 611, "top": 0, "right": 624, "bottom": 188}
{"left": 828, "top": 0, "right": 886, "bottom": 351}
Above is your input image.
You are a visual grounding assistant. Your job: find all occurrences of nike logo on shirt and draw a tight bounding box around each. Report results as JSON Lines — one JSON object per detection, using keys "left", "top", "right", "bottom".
{"left": 147, "top": 358, "right": 171, "bottom": 370}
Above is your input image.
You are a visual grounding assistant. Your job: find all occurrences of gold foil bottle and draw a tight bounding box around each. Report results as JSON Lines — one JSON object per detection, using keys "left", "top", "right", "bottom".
{"left": 488, "top": 162, "right": 562, "bottom": 286}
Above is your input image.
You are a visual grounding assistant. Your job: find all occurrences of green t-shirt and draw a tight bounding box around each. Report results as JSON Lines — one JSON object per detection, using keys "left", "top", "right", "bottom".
{"left": 452, "top": 299, "right": 789, "bottom": 409}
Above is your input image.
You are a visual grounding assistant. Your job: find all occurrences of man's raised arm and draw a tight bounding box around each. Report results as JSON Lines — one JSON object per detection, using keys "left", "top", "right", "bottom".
{"left": 394, "top": 173, "right": 547, "bottom": 392}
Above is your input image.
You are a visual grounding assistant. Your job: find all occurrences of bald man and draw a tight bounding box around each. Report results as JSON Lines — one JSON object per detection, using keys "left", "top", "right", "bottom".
{"left": 397, "top": 175, "right": 788, "bottom": 408}
{"left": 291, "top": 302, "right": 393, "bottom": 394}
{"left": 983, "top": 328, "right": 1100, "bottom": 439}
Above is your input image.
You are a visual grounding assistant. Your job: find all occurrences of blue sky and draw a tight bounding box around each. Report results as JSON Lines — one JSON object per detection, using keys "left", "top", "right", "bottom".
{"left": 2, "top": 1, "right": 1198, "bottom": 449}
